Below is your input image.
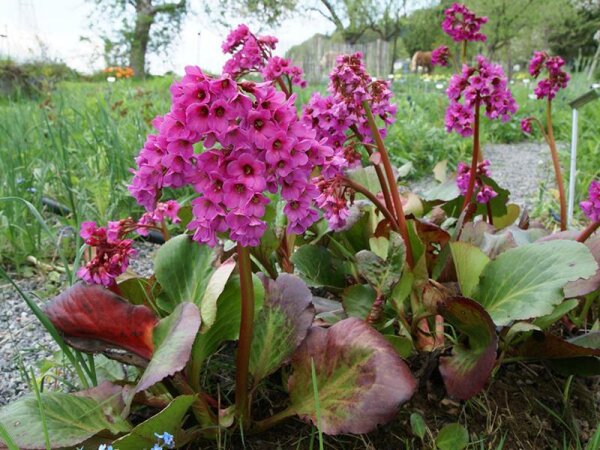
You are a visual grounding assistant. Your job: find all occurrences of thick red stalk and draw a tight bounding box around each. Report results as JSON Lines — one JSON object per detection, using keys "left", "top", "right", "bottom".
{"left": 461, "top": 101, "right": 481, "bottom": 210}
{"left": 341, "top": 176, "right": 400, "bottom": 230}
{"left": 545, "top": 99, "right": 567, "bottom": 231}
{"left": 349, "top": 124, "right": 395, "bottom": 216}
{"left": 235, "top": 244, "right": 255, "bottom": 425}
{"left": 577, "top": 221, "right": 600, "bottom": 243}
{"left": 362, "top": 101, "right": 414, "bottom": 268}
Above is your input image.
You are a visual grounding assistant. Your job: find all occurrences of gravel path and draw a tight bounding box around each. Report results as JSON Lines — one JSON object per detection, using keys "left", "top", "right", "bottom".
{"left": 0, "top": 142, "right": 555, "bottom": 406}
{"left": 0, "top": 242, "right": 157, "bottom": 406}
{"left": 410, "top": 141, "right": 554, "bottom": 211}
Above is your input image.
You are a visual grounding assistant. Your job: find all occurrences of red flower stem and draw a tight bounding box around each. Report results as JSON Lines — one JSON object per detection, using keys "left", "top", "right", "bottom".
{"left": 576, "top": 221, "right": 600, "bottom": 243}
{"left": 340, "top": 176, "right": 399, "bottom": 230}
{"left": 362, "top": 101, "right": 414, "bottom": 268}
{"left": 486, "top": 201, "right": 494, "bottom": 226}
{"left": 235, "top": 244, "right": 255, "bottom": 425}
{"left": 349, "top": 124, "right": 395, "bottom": 216}
{"left": 160, "top": 220, "right": 170, "bottom": 241}
{"left": 461, "top": 101, "right": 481, "bottom": 211}
{"left": 275, "top": 76, "right": 291, "bottom": 98}
{"left": 545, "top": 99, "right": 567, "bottom": 231}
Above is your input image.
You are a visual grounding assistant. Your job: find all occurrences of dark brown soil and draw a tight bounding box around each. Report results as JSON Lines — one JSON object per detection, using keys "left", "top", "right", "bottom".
{"left": 200, "top": 362, "right": 599, "bottom": 450}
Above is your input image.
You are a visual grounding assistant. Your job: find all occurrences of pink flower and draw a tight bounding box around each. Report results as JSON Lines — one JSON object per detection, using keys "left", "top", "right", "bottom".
{"left": 456, "top": 160, "right": 496, "bottom": 203}
{"left": 521, "top": 118, "right": 533, "bottom": 134}
{"left": 77, "top": 221, "right": 136, "bottom": 287}
{"left": 581, "top": 180, "right": 600, "bottom": 222}
{"left": 441, "top": 3, "right": 488, "bottom": 42}
{"left": 528, "top": 51, "right": 570, "bottom": 99}
{"left": 445, "top": 56, "right": 517, "bottom": 136}
{"left": 432, "top": 46, "right": 451, "bottom": 67}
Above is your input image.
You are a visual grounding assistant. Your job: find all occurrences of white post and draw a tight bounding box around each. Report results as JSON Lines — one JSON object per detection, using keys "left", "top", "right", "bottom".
{"left": 567, "top": 108, "right": 579, "bottom": 227}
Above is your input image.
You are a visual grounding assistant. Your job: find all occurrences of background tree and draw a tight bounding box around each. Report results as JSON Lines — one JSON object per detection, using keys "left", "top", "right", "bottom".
{"left": 91, "top": 0, "right": 188, "bottom": 78}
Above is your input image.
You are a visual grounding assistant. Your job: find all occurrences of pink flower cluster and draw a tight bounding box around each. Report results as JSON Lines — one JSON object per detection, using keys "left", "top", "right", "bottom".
{"left": 432, "top": 46, "right": 451, "bottom": 67}
{"left": 301, "top": 52, "right": 397, "bottom": 229}
{"left": 581, "top": 181, "right": 600, "bottom": 222}
{"left": 221, "top": 24, "right": 306, "bottom": 89}
{"left": 445, "top": 56, "right": 518, "bottom": 136}
{"left": 520, "top": 118, "right": 533, "bottom": 134}
{"left": 528, "top": 51, "right": 570, "bottom": 99}
{"left": 77, "top": 221, "right": 136, "bottom": 287}
{"left": 129, "top": 62, "right": 327, "bottom": 247}
{"left": 441, "top": 3, "right": 488, "bottom": 42}
{"left": 456, "top": 160, "right": 497, "bottom": 203}
{"left": 262, "top": 56, "right": 307, "bottom": 88}
{"left": 137, "top": 200, "right": 181, "bottom": 236}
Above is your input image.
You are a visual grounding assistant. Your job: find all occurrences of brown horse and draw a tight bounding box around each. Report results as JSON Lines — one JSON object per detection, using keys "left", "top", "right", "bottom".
{"left": 410, "top": 51, "right": 434, "bottom": 74}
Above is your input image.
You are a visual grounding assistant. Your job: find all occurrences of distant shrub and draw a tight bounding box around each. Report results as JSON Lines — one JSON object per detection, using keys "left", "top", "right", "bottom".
{"left": 0, "top": 59, "right": 78, "bottom": 99}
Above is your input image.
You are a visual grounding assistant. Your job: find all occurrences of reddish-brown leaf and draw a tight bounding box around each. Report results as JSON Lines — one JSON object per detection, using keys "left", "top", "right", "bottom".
{"left": 45, "top": 283, "right": 158, "bottom": 360}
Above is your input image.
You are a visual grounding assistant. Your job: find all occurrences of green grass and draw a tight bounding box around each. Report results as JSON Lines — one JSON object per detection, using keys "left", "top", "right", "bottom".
{"left": 0, "top": 72, "right": 598, "bottom": 266}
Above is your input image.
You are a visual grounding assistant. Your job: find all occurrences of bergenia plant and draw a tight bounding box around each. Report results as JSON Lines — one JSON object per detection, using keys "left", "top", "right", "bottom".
{"left": 521, "top": 51, "right": 571, "bottom": 230}
{"left": 2, "top": 16, "right": 600, "bottom": 450}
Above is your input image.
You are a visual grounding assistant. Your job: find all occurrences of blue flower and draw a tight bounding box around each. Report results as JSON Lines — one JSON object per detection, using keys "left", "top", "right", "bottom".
{"left": 151, "top": 445, "right": 163, "bottom": 450}
{"left": 97, "top": 445, "right": 113, "bottom": 450}
{"left": 154, "top": 431, "right": 175, "bottom": 448}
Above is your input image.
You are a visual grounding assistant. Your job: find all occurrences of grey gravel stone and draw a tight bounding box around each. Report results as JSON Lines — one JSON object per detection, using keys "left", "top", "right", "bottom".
{"left": 410, "top": 142, "right": 555, "bottom": 212}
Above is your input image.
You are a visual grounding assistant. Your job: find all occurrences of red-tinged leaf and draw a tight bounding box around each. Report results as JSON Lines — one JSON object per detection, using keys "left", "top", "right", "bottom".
{"left": 249, "top": 274, "right": 315, "bottom": 384}
{"left": 414, "top": 218, "right": 450, "bottom": 271}
{"left": 45, "top": 283, "right": 158, "bottom": 360}
{"left": 74, "top": 381, "right": 134, "bottom": 419}
{"left": 369, "top": 152, "right": 382, "bottom": 165}
{"left": 136, "top": 302, "right": 201, "bottom": 392}
{"left": 512, "top": 331, "right": 600, "bottom": 359}
{"left": 288, "top": 317, "right": 416, "bottom": 435}
{"left": 438, "top": 296, "right": 498, "bottom": 400}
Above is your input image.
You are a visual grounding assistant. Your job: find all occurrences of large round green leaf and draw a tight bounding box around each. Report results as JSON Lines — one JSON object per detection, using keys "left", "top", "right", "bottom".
{"left": 0, "top": 393, "right": 130, "bottom": 449}
{"left": 474, "top": 241, "right": 598, "bottom": 326}
{"left": 154, "top": 234, "right": 230, "bottom": 315}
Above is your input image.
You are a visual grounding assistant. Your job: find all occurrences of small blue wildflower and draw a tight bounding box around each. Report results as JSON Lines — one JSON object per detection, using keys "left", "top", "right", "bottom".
{"left": 154, "top": 431, "right": 175, "bottom": 448}
{"left": 151, "top": 445, "right": 163, "bottom": 450}
{"left": 97, "top": 445, "right": 113, "bottom": 450}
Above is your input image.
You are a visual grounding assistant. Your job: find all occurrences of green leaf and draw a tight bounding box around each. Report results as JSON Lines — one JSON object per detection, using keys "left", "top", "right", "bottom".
{"left": 450, "top": 242, "right": 490, "bottom": 298}
{"left": 249, "top": 274, "right": 315, "bottom": 385}
{"left": 347, "top": 166, "right": 384, "bottom": 195}
{"left": 137, "top": 303, "right": 201, "bottom": 392}
{"left": 438, "top": 297, "right": 498, "bottom": 400}
{"left": 533, "top": 299, "right": 579, "bottom": 330}
{"left": 341, "top": 284, "right": 376, "bottom": 319}
{"left": 291, "top": 245, "right": 349, "bottom": 289}
{"left": 385, "top": 335, "right": 414, "bottom": 359}
{"left": 154, "top": 234, "right": 217, "bottom": 313}
{"left": 356, "top": 231, "right": 405, "bottom": 296}
{"left": 199, "top": 257, "right": 236, "bottom": 330}
{"left": 493, "top": 204, "right": 520, "bottom": 229}
{"left": 423, "top": 179, "right": 460, "bottom": 202}
{"left": 191, "top": 275, "right": 265, "bottom": 374}
{"left": 410, "top": 412, "right": 427, "bottom": 440}
{"left": 474, "top": 241, "right": 598, "bottom": 326}
{"left": 0, "top": 393, "right": 130, "bottom": 449}
{"left": 112, "top": 395, "right": 196, "bottom": 450}
{"left": 288, "top": 317, "right": 416, "bottom": 435}
{"left": 436, "top": 423, "right": 469, "bottom": 450}
{"left": 369, "top": 236, "right": 389, "bottom": 260}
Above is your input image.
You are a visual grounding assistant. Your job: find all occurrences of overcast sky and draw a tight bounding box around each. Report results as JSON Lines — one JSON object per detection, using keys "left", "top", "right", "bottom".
{"left": 0, "top": 0, "right": 335, "bottom": 74}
